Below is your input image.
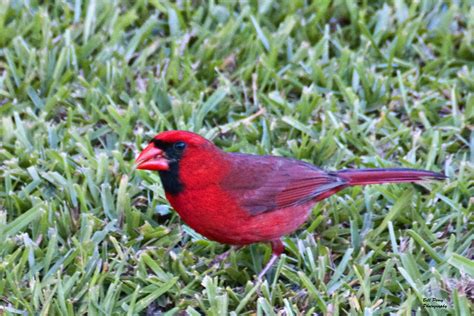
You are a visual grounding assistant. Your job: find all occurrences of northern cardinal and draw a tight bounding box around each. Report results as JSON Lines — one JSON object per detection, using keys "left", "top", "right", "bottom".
{"left": 136, "top": 130, "right": 445, "bottom": 279}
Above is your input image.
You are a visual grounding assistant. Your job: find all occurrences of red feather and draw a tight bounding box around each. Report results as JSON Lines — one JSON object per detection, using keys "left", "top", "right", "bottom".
{"left": 336, "top": 168, "right": 446, "bottom": 185}
{"left": 220, "top": 153, "right": 347, "bottom": 214}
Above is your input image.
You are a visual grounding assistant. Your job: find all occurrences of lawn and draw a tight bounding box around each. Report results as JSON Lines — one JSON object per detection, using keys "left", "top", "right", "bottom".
{"left": 0, "top": 0, "right": 473, "bottom": 315}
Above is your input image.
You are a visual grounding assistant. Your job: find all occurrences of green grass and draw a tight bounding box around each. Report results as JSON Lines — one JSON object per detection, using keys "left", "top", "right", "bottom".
{"left": 0, "top": 0, "right": 473, "bottom": 314}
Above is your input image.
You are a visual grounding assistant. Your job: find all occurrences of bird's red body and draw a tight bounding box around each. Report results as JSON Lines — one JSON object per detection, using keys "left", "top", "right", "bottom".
{"left": 166, "top": 157, "right": 315, "bottom": 246}
{"left": 136, "top": 130, "right": 445, "bottom": 277}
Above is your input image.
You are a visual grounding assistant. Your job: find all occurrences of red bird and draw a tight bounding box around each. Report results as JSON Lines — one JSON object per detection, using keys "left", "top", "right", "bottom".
{"left": 135, "top": 130, "right": 445, "bottom": 279}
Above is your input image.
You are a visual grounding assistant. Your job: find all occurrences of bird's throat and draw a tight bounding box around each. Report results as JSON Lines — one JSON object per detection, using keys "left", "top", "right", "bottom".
{"left": 158, "top": 162, "right": 183, "bottom": 195}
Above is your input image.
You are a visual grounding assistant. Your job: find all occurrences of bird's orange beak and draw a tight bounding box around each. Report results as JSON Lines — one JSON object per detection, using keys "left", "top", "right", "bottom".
{"left": 135, "top": 143, "right": 170, "bottom": 171}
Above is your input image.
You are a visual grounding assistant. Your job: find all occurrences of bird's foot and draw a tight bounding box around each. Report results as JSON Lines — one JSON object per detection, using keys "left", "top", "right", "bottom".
{"left": 209, "top": 246, "right": 239, "bottom": 268}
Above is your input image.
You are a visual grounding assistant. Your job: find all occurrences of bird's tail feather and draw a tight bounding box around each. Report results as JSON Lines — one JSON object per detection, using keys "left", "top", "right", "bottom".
{"left": 335, "top": 168, "right": 446, "bottom": 186}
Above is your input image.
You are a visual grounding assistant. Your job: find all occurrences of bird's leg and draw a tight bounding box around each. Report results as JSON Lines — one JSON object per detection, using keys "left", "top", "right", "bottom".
{"left": 256, "top": 255, "right": 278, "bottom": 281}
{"left": 257, "top": 239, "right": 284, "bottom": 282}
{"left": 210, "top": 246, "right": 240, "bottom": 267}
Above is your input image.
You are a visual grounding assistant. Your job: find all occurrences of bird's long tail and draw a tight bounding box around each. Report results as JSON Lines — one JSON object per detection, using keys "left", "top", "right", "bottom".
{"left": 335, "top": 168, "right": 446, "bottom": 186}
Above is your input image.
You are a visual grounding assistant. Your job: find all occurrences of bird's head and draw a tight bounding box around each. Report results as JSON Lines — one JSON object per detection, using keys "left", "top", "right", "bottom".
{"left": 135, "top": 130, "right": 213, "bottom": 171}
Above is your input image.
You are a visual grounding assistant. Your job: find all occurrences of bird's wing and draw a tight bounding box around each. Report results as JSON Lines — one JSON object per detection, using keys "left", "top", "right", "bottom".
{"left": 220, "top": 153, "right": 347, "bottom": 215}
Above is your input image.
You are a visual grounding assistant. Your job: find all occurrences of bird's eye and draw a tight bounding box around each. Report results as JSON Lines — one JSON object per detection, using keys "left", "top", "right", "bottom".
{"left": 174, "top": 142, "right": 186, "bottom": 151}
